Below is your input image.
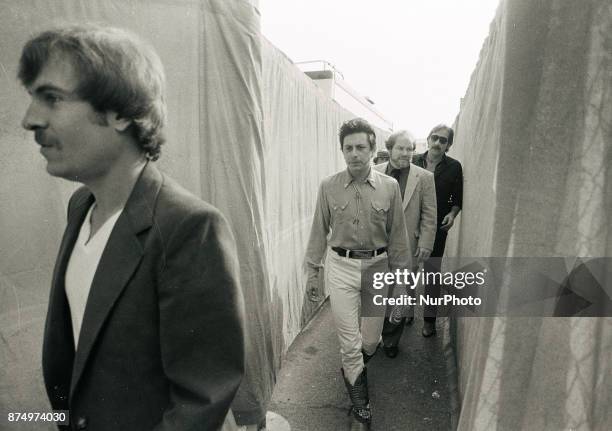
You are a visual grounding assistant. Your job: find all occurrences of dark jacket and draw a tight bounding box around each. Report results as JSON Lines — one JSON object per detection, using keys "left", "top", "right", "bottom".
{"left": 43, "top": 163, "right": 245, "bottom": 431}
{"left": 412, "top": 152, "right": 463, "bottom": 226}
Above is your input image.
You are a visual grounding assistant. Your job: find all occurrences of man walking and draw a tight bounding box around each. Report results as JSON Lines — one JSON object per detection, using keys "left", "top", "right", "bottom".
{"left": 305, "top": 118, "right": 411, "bottom": 429}
{"left": 19, "top": 25, "right": 244, "bottom": 430}
{"left": 374, "top": 130, "right": 437, "bottom": 356}
{"left": 413, "top": 124, "right": 463, "bottom": 337}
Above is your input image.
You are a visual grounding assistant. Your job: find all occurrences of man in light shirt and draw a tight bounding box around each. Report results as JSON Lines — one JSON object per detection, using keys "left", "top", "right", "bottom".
{"left": 305, "top": 118, "right": 412, "bottom": 429}
{"left": 19, "top": 25, "right": 244, "bottom": 431}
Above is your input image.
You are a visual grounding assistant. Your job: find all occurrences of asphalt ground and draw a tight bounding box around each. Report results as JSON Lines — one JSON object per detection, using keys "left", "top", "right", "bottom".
{"left": 268, "top": 301, "right": 459, "bottom": 431}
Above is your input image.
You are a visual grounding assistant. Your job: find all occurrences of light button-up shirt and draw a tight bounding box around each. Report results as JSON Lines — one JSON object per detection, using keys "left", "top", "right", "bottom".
{"left": 305, "top": 168, "right": 412, "bottom": 272}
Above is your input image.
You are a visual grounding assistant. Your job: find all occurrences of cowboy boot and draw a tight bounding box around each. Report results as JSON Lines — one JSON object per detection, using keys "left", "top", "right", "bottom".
{"left": 342, "top": 368, "right": 371, "bottom": 430}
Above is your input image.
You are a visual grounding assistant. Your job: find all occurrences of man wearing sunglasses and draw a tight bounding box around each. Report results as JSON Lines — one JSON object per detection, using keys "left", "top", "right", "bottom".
{"left": 412, "top": 124, "right": 463, "bottom": 337}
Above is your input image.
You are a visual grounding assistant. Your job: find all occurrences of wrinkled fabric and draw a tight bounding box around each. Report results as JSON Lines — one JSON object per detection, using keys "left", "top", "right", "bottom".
{"left": 0, "top": 0, "right": 271, "bottom": 424}
{"left": 447, "top": 1, "right": 612, "bottom": 429}
{"left": 261, "top": 36, "right": 390, "bottom": 356}
{"left": 1, "top": 1, "right": 391, "bottom": 426}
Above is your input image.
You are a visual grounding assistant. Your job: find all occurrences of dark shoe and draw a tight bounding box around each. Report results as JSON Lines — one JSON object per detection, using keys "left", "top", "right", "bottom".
{"left": 361, "top": 342, "right": 380, "bottom": 364}
{"left": 405, "top": 316, "right": 414, "bottom": 326}
{"left": 422, "top": 321, "right": 437, "bottom": 337}
{"left": 342, "top": 368, "right": 371, "bottom": 430}
{"left": 383, "top": 345, "right": 399, "bottom": 358}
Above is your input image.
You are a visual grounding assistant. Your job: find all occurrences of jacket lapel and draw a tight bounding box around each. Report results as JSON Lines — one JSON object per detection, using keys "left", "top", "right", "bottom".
{"left": 374, "top": 162, "right": 416, "bottom": 210}
{"left": 43, "top": 189, "right": 93, "bottom": 407}
{"left": 49, "top": 190, "right": 95, "bottom": 301}
{"left": 403, "top": 165, "right": 419, "bottom": 210}
{"left": 69, "top": 163, "right": 162, "bottom": 398}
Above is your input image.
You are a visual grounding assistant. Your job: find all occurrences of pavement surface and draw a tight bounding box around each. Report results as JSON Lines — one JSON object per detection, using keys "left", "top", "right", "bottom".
{"left": 268, "top": 301, "right": 459, "bottom": 431}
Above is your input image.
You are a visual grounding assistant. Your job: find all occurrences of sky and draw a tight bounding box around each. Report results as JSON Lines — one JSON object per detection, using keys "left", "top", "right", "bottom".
{"left": 259, "top": 0, "right": 500, "bottom": 138}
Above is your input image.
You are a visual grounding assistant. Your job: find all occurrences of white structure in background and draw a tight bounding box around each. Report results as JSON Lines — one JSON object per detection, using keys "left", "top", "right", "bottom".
{"left": 296, "top": 60, "right": 393, "bottom": 133}
{"left": 414, "top": 138, "right": 427, "bottom": 154}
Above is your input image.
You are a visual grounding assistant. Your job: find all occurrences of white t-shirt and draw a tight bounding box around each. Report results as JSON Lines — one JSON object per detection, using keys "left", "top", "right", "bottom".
{"left": 65, "top": 204, "right": 123, "bottom": 349}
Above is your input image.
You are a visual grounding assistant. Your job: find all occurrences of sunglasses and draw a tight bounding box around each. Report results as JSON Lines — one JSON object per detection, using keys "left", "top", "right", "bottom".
{"left": 430, "top": 135, "right": 449, "bottom": 145}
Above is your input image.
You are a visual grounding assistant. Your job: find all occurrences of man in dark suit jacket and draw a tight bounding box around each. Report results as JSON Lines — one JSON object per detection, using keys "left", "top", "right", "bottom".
{"left": 19, "top": 25, "right": 244, "bottom": 430}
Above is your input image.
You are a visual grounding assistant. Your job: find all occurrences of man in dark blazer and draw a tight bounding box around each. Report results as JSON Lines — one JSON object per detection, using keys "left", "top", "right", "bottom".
{"left": 19, "top": 25, "right": 244, "bottom": 430}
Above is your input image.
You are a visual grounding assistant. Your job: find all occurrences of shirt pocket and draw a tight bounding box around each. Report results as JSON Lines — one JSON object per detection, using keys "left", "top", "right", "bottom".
{"left": 370, "top": 200, "right": 390, "bottom": 224}
{"left": 331, "top": 199, "right": 351, "bottom": 224}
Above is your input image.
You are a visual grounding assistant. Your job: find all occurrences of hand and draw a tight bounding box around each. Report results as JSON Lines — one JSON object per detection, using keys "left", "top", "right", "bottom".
{"left": 414, "top": 247, "right": 432, "bottom": 264}
{"left": 308, "top": 285, "right": 323, "bottom": 302}
{"left": 440, "top": 213, "right": 455, "bottom": 231}
{"left": 388, "top": 286, "right": 414, "bottom": 324}
{"left": 389, "top": 303, "right": 404, "bottom": 324}
{"left": 306, "top": 266, "right": 323, "bottom": 302}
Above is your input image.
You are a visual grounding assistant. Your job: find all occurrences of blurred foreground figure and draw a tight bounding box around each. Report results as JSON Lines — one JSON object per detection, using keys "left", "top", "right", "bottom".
{"left": 19, "top": 25, "right": 244, "bottom": 430}
{"left": 412, "top": 124, "right": 463, "bottom": 337}
{"left": 305, "top": 118, "right": 411, "bottom": 429}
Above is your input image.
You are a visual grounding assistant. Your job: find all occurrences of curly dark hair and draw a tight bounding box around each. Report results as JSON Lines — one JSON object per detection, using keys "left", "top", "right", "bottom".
{"left": 18, "top": 24, "right": 166, "bottom": 160}
{"left": 338, "top": 118, "right": 377, "bottom": 150}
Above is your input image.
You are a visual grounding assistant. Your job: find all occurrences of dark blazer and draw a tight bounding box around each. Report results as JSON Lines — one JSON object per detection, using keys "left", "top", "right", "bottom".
{"left": 43, "top": 163, "right": 245, "bottom": 431}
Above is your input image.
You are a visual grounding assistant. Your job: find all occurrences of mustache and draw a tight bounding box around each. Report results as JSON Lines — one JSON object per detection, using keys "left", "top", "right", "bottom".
{"left": 34, "top": 131, "right": 54, "bottom": 147}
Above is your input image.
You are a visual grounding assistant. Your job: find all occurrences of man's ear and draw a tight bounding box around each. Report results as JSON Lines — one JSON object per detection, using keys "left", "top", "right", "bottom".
{"left": 105, "top": 111, "right": 131, "bottom": 132}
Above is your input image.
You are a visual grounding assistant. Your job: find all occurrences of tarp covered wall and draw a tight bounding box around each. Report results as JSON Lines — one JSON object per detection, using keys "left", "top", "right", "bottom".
{"left": 447, "top": 0, "right": 612, "bottom": 429}
{"left": 0, "top": 0, "right": 389, "bottom": 427}
{"left": 261, "top": 36, "right": 389, "bottom": 356}
{"left": 0, "top": 0, "right": 274, "bottom": 425}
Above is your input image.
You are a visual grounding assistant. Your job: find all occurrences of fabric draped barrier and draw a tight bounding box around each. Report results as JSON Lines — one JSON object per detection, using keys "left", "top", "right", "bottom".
{"left": 0, "top": 0, "right": 388, "bottom": 426}
{"left": 4, "top": 0, "right": 609, "bottom": 429}
{"left": 447, "top": 0, "right": 612, "bottom": 429}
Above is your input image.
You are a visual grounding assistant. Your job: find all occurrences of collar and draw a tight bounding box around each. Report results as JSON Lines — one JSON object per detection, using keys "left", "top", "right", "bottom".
{"left": 386, "top": 161, "right": 411, "bottom": 175}
{"left": 343, "top": 167, "right": 377, "bottom": 189}
{"left": 421, "top": 151, "right": 448, "bottom": 168}
{"left": 74, "top": 161, "right": 161, "bottom": 236}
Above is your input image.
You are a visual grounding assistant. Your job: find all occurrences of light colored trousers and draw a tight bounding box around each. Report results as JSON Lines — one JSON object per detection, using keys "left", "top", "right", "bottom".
{"left": 324, "top": 248, "right": 389, "bottom": 385}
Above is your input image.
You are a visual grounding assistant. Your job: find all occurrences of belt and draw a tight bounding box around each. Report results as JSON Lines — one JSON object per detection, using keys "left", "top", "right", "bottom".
{"left": 331, "top": 247, "right": 387, "bottom": 259}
